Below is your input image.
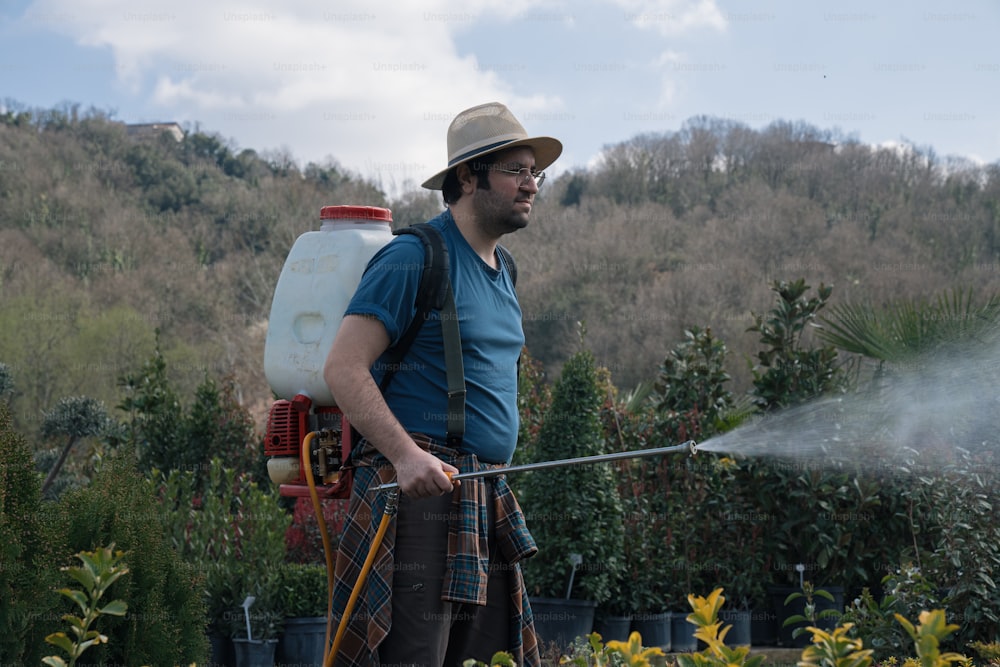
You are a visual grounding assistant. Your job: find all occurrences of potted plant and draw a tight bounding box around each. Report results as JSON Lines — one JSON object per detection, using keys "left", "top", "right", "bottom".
{"left": 231, "top": 592, "right": 281, "bottom": 667}
{"left": 276, "top": 563, "right": 330, "bottom": 667}
{"left": 598, "top": 394, "right": 677, "bottom": 649}
{"left": 516, "top": 346, "right": 626, "bottom": 651}
{"left": 618, "top": 458, "right": 673, "bottom": 651}
{"left": 710, "top": 457, "right": 770, "bottom": 647}
{"left": 169, "top": 460, "right": 289, "bottom": 666}
{"left": 156, "top": 458, "right": 291, "bottom": 665}
{"left": 225, "top": 484, "right": 288, "bottom": 667}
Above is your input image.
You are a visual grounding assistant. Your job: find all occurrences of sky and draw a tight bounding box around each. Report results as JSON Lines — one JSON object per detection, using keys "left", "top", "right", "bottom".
{"left": 2, "top": 0, "right": 998, "bottom": 195}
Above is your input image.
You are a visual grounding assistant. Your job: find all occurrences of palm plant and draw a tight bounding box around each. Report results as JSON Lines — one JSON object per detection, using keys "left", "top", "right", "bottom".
{"left": 817, "top": 287, "right": 1000, "bottom": 368}
{"left": 818, "top": 287, "right": 1000, "bottom": 644}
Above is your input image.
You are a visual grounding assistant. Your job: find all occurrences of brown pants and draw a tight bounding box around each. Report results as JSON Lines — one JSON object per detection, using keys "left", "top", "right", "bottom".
{"left": 379, "top": 488, "right": 511, "bottom": 667}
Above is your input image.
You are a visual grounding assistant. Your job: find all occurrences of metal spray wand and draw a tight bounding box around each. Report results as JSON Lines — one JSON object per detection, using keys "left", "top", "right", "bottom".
{"left": 371, "top": 439, "right": 698, "bottom": 493}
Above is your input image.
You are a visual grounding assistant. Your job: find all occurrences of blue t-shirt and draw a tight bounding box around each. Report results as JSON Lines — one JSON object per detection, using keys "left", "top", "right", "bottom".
{"left": 344, "top": 210, "right": 524, "bottom": 464}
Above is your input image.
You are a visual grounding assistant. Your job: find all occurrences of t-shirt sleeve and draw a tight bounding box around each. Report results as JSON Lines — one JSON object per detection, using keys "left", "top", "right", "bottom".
{"left": 343, "top": 236, "right": 424, "bottom": 347}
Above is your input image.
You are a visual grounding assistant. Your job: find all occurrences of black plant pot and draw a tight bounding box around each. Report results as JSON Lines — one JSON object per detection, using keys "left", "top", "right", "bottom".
{"left": 529, "top": 597, "right": 597, "bottom": 650}
{"left": 232, "top": 638, "right": 278, "bottom": 667}
{"left": 750, "top": 607, "right": 778, "bottom": 646}
{"left": 768, "top": 585, "right": 844, "bottom": 648}
{"left": 594, "top": 613, "right": 632, "bottom": 643}
{"left": 671, "top": 611, "right": 698, "bottom": 652}
{"left": 631, "top": 611, "right": 671, "bottom": 651}
{"left": 720, "top": 609, "right": 752, "bottom": 646}
{"left": 277, "top": 616, "right": 328, "bottom": 666}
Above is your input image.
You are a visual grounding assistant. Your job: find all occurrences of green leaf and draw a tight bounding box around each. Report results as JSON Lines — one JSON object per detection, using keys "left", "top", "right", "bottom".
{"left": 44, "top": 632, "right": 75, "bottom": 653}
{"left": 814, "top": 588, "right": 835, "bottom": 602}
{"left": 784, "top": 591, "right": 804, "bottom": 605}
{"left": 56, "top": 587, "right": 90, "bottom": 611}
{"left": 64, "top": 564, "right": 97, "bottom": 591}
{"left": 98, "top": 599, "right": 128, "bottom": 616}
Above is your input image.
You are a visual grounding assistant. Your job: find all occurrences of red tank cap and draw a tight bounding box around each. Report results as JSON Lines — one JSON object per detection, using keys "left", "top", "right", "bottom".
{"left": 320, "top": 205, "right": 393, "bottom": 222}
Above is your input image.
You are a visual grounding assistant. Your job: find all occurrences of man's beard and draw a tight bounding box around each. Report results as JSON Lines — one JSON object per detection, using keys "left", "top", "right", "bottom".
{"left": 472, "top": 186, "right": 530, "bottom": 238}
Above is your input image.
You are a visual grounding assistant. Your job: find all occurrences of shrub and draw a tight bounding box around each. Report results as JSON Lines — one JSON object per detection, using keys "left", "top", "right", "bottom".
{"left": 652, "top": 325, "right": 734, "bottom": 437}
{"left": 155, "top": 458, "right": 290, "bottom": 640}
{"left": 514, "top": 347, "right": 553, "bottom": 466}
{"left": 285, "top": 496, "right": 348, "bottom": 565}
{"left": 747, "top": 279, "right": 845, "bottom": 411}
{"left": 117, "top": 343, "right": 260, "bottom": 487}
{"left": 0, "top": 404, "right": 65, "bottom": 665}
{"left": 518, "top": 347, "right": 626, "bottom": 604}
{"left": 57, "top": 446, "right": 208, "bottom": 666}
{"left": 279, "top": 563, "right": 330, "bottom": 618}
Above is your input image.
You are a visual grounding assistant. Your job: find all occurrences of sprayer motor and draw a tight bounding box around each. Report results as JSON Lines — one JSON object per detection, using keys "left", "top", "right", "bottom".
{"left": 264, "top": 393, "right": 355, "bottom": 498}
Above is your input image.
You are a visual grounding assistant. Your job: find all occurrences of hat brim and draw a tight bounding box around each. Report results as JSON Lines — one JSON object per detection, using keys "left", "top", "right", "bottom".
{"left": 421, "top": 136, "right": 563, "bottom": 190}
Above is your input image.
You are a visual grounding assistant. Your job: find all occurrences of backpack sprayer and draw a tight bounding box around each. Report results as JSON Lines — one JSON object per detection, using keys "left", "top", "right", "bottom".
{"left": 262, "top": 205, "right": 395, "bottom": 500}
{"left": 262, "top": 205, "right": 701, "bottom": 666}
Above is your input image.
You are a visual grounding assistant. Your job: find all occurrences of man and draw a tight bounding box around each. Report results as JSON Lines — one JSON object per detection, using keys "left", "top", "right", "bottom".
{"left": 325, "top": 102, "right": 562, "bottom": 666}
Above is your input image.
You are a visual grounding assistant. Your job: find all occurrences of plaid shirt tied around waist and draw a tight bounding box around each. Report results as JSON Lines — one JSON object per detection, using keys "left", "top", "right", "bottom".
{"left": 330, "top": 439, "right": 540, "bottom": 667}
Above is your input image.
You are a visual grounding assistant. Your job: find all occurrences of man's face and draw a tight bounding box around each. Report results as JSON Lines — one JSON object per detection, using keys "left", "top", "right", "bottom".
{"left": 471, "top": 146, "right": 539, "bottom": 237}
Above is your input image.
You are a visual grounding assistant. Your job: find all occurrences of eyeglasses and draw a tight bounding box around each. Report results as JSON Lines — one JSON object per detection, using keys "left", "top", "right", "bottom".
{"left": 491, "top": 166, "right": 546, "bottom": 188}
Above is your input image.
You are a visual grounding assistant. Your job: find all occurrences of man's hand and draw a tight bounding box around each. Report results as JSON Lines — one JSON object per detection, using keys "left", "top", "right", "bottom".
{"left": 393, "top": 446, "right": 459, "bottom": 498}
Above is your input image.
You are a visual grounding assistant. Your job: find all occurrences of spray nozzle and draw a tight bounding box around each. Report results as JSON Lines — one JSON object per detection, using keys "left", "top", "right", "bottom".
{"left": 689, "top": 440, "right": 698, "bottom": 456}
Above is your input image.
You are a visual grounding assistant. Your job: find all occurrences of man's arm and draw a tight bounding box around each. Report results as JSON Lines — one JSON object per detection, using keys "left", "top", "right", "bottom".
{"left": 324, "top": 314, "right": 457, "bottom": 498}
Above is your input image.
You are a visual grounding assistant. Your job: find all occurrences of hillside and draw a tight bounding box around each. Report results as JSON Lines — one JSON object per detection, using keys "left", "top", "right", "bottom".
{"left": 2, "top": 105, "right": 999, "bottom": 437}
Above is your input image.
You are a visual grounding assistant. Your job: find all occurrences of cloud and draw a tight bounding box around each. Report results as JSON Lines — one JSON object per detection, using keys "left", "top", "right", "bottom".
{"left": 19, "top": 0, "right": 565, "bottom": 191}
{"left": 16, "top": 0, "right": 729, "bottom": 193}
{"left": 611, "top": 0, "right": 726, "bottom": 34}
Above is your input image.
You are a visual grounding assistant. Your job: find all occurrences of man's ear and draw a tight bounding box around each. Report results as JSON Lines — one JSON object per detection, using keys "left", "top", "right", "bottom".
{"left": 456, "top": 163, "right": 476, "bottom": 194}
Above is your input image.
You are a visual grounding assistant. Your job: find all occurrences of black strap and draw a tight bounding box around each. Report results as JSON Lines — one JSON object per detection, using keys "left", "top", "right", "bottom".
{"left": 378, "top": 223, "right": 448, "bottom": 393}
{"left": 497, "top": 243, "right": 517, "bottom": 288}
{"left": 378, "top": 223, "right": 466, "bottom": 447}
{"left": 359, "top": 224, "right": 517, "bottom": 452}
{"left": 439, "top": 285, "right": 465, "bottom": 448}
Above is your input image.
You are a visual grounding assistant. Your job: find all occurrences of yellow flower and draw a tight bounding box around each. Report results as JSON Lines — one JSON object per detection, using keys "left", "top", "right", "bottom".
{"left": 606, "top": 631, "right": 665, "bottom": 667}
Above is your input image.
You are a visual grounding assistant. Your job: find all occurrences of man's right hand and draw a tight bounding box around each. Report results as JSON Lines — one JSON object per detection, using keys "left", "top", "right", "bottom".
{"left": 393, "top": 447, "right": 459, "bottom": 499}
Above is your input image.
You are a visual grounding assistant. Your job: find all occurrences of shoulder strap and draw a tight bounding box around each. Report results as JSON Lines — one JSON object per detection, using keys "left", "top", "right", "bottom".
{"left": 497, "top": 243, "right": 517, "bottom": 287}
{"left": 378, "top": 222, "right": 466, "bottom": 447}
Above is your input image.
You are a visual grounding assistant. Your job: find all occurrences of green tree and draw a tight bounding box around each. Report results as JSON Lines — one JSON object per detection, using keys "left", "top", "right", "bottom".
{"left": 39, "top": 396, "right": 111, "bottom": 496}
{"left": 518, "top": 346, "right": 626, "bottom": 604}
{"left": 117, "top": 343, "right": 184, "bottom": 472}
{"left": 0, "top": 292, "right": 82, "bottom": 435}
{"left": 0, "top": 362, "right": 13, "bottom": 400}
{"left": 117, "top": 342, "right": 259, "bottom": 483}
{"left": 747, "top": 279, "right": 845, "bottom": 410}
{"left": 652, "top": 326, "right": 734, "bottom": 437}
{"left": 58, "top": 446, "right": 208, "bottom": 666}
{"left": 0, "top": 404, "right": 65, "bottom": 665}
{"left": 182, "top": 375, "right": 259, "bottom": 477}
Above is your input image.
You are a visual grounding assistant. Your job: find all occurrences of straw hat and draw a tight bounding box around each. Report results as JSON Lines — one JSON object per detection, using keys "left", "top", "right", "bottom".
{"left": 421, "top": 102, "right": 563, "bottom": 190}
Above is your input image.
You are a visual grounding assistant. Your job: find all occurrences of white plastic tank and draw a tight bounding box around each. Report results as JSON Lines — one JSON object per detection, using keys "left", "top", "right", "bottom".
{"left": 264, "top": 205, "right": 394, "bottom": 406}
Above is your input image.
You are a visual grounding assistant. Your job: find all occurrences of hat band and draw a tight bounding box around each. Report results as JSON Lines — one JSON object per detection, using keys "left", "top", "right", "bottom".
{"left": 448, "top": 138, "right": 518, "bottom": 167}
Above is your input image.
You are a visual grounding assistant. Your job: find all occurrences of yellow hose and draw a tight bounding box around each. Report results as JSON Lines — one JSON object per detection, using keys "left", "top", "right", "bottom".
{"left": 302, "top": 430, "right": 397, "bottom": 667}
{"left": 326, "top": 495, "right": 396, "bottom": 666}
{"left": 301, "top": 432, "right": 337, "bottom": 665}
